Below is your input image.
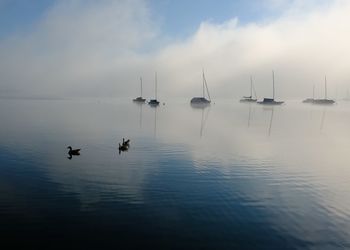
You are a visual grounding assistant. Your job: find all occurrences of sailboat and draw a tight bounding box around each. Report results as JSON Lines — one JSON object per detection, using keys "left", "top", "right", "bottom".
{"left": 302, "top": 85, "right": 315, "bottom": 103}
{"left": 240, "top": 76, "right": 257, "bottom": 103}
{"left": 313, "top": 76, "right": 335, "bottom": 105}
{"left": 257, "top": 71, "right": 284, "bottom": 105}
{"left": 133, "top": 77, "right": 146, "bottom": 103}
{"left": 190, "top": 70, "right": 211, "bottom": 105}
{"left": 148, "top": 72, "right": 160, "bottom": 106}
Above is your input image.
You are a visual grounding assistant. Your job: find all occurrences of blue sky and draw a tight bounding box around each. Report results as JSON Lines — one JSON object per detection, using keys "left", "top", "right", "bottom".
{"left": 0, "top": 0, "right": 54, "bottom": 37}
{"left": 149, "top": 0, "right": 270, "bottom": 38}
{"left": 0, "top": 0, "right": 336, "bottom": 38}
{"left": 0, "top": 0, "right": 287, "bottom": 39}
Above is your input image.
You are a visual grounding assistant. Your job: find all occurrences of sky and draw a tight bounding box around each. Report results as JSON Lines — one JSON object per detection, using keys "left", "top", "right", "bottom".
{"left": 0, "top": 0, "right": 348, "bottom": 99}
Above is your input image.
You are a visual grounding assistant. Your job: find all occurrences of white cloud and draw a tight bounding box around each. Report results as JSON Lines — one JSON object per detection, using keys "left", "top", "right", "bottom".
{"left": 0, "top": 0, "right": 156, "bottom": 98}
{"left": 1, "top": 0, "right": 350, "bottom": 100}
{"left": 154, "top": 0, "right": 350, "bottom": 100}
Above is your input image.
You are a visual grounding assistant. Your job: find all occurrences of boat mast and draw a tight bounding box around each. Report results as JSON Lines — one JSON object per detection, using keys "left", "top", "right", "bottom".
{"left": 272, "top": 70, "right": 275, "bottom": 100}
{"left": 253, "top": 84, "right": 257, "bottom": 99}
{"left": 324, "top": 75, "right": 327, "bottom": 100}
{"left": 140, "top": 77, "right": 143, "bottom": 97}
{"left": 202, "top": 70, "right": 205, "bottom": 98}
{"left": 155, "top": 72, "right": 158, "bottom": 100}
{"left": 203, "top": 70, "right": 211, "bottom": 101}
{"left": 313, "top": 84, "right": 315, "bottom": 99}
{"left": 250, "top": 75, "right": 253, "bottom": 98}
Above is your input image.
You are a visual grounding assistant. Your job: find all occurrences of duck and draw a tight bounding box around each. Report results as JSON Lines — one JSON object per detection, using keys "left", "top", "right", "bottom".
{"left": 122, "top": 138, "right": 130, "bottom": 147}
{"left": 119, "top": 143, "right": 128, "bottom": 151}
{"left": 67, "top": 146, "right": 81, "bottom": 155}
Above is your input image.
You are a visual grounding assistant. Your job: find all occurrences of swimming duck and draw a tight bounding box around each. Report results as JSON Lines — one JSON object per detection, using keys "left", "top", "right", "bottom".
{"left": 119, "top": 143, "right": 128, "bottom": 151}
{"left": 122, "top": 138, "right": 130, "bottom": 146}
{"left": 67, "top": 146, "right": 81, "bottom": 155}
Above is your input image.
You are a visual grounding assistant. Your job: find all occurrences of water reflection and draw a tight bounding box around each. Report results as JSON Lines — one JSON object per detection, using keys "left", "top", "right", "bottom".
{"left": 133, "top": 101, "right": 144, "bottom": 129}
{"left": 268, "top": 107, "right": 274, "bottom": 136}
{"left": 320, "top": 108, "right": 327, "bottom": 132}
{"left": 1, "top": 99, "right": 350, "bottom": 249}
{"left": 261, "top": 106, "right": 275, "bottom": 136}
{"left": 190, "top": 102, "right": 210, "bottom": 138}
{"left": 153, "top": 106, "right": 157, "bottom": 138}
{"left": 190, "top": 102, "right": 210, "bottom": 110}
{"left": 247, "top": 103, "right": 254, "bottom": 128}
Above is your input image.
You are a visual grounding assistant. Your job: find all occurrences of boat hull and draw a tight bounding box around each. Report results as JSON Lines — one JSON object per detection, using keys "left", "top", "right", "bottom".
{"left": 240, "top": 98, "right": 257, "bottom": 103}
{"left": 312, "top": 99, "right": 335, "bottom": 105}
{"left": 190, "top": 97, "right": 211, "bottom": 104}
{"left": 133, "top": 97, "right": 146, "bottom": 103}
{"left": 148, "top": 99, "right": 160, "bottom": 106}
{"left": 302, "top": 98, "right": 314, "bottom": 103}
{"left": 257, "top": 98, "right": 284, "bottom": 105}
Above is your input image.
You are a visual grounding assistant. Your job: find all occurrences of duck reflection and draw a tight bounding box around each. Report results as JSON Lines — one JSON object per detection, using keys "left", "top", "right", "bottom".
{"left": 67, "top": 146, "right": 80, "bottom": 160}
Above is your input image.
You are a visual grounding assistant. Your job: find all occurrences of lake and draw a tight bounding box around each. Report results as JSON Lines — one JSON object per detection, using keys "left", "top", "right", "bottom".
{"left": 0, "top": 98, "right": 350, "bottom": 249}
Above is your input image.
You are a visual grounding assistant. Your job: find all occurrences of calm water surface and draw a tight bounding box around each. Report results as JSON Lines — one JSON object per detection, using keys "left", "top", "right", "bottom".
{"left": 0, "top": 98, "right": 350, "bottom": 249}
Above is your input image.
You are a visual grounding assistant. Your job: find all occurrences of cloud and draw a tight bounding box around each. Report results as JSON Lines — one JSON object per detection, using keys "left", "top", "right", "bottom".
{"left": 155, "top": 0, "right": 350, "bottom": 99}
{"left": 0, "top": 0, "right": 350, "bottom": 99}
{"left": 0, "top": 0, "right": 156, "bottom": 98}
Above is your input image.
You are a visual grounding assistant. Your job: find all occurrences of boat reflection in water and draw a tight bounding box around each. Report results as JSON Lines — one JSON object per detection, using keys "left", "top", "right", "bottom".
{"left": 191, "top": 102, "right": 210, "bottom": 138}
{"left": 1, "top": 99, "right": 350, "bottom": 249}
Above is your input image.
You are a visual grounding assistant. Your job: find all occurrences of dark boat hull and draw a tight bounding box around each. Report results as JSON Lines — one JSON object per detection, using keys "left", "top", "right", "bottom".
{"left": 302, "top": 98, "right": 314, "bottom": 103}
{"left": 257, "top": 101, "right": 284, "bottom": 105}
{"left": 148, "top": 99, "right": 160, "bottom": 106}
{"left": 190, "top": 97, "right": 211, "bottom": 104}
{"left": 133, "top": 97, "right": 146, "bottom": 103}
{"left": 312, "top": 99, "right": 335, "bottom": 105}
{"left": 257, "top": 98, "right": 284, "bottom": 105}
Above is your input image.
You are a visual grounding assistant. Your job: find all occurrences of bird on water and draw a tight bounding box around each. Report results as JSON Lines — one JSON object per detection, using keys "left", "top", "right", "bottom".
{"left": 67, "top": 146, "right": 81, "bottom": 159}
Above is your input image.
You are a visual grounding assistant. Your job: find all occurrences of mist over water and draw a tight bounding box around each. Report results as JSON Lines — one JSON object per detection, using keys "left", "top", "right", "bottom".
{"left": 1, "top": 98, "right": 350, "bottom": 249}
{"left": 2, "top": 0, "right": 350, "bottom": 99}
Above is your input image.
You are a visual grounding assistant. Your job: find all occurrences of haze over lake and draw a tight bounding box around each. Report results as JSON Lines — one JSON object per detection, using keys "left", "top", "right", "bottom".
{"left": 2, "top": 0, "right": 350, "bottom": 249}
{"left": 1, "top": 98, "right": 350, "bottom": 249}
